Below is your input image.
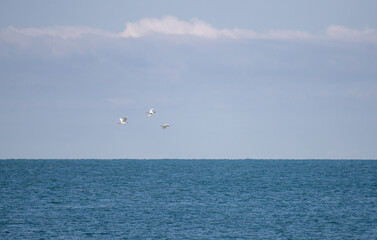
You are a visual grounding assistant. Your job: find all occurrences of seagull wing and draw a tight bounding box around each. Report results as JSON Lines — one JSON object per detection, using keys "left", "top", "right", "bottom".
{"left": 119, "top": 116, "right": 127, "bottom": 124}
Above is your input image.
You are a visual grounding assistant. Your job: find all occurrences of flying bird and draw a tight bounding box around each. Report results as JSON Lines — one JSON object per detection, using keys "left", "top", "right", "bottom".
{"left": 118, "top": 116, "right": 128, "bottom": 124}
{"left": 146, "top": 108, "right": 156, "bottom": 117}
{"left": 161, "top": 124, "right": 171, "bottom": 129}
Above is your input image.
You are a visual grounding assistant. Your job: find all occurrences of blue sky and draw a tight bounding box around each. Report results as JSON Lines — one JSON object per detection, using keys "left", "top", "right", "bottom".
{"left": 1, "top": 0, "right": 377, "bottom": 159}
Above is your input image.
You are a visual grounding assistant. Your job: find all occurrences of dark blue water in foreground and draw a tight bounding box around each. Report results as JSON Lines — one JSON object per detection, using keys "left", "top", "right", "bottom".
{"left": 1, "top": 160, "right": 376, "bottom": 239}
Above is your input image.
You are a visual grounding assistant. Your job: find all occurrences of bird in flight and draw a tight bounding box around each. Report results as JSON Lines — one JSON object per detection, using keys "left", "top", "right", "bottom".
{"left": 118, "top": 116, "right": 128, "bottom": 124}
{"left": 146, "top": 108, "right": 156, "bottom": 117}
{"left": 161, "top": 124, "right": 171, "bottom": 129}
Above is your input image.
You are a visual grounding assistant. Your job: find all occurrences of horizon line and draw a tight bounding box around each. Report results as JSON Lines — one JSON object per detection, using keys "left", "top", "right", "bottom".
{"left": 1, "top": 158, "right": 376, "bottom": 161}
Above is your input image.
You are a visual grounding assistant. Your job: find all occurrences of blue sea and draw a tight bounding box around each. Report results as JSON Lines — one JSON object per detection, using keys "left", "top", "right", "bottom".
{"left": 1, "top": 160, "right": 376, "bottom": 239}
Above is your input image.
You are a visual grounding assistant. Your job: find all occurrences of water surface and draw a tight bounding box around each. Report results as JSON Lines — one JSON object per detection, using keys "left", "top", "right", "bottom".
{"left": 1, "top": 160, "right": 376, "bottom": 239}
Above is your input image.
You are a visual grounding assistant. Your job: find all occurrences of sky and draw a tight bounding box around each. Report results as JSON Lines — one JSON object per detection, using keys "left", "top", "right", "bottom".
{"left": 1, "top": 0, "right": 377, "bottom": 159}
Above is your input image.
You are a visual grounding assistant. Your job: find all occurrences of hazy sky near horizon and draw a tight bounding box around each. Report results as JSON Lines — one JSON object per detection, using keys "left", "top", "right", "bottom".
{"left": 1, "top": 0, "right": 377, "bottom": 159}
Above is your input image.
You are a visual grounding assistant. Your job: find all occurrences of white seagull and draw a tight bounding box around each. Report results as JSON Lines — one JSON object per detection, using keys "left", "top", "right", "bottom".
{"left": 161, "top": 124, "right": 171, "bottom": 129}
{"left": 146, "top": 108, "right": 156, "bottom": 117}
{"left": 118, "top": 116, "right": 128, "bottom": 124}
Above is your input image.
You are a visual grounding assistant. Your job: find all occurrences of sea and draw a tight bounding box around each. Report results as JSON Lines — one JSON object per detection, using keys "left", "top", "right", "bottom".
{"left": 1, "top": 159, "right": 376, "bottom": 239}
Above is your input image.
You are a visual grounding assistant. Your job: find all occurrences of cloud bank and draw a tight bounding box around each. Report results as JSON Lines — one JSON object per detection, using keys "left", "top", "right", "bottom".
{"left": 120, "top": 15, "right": 235, "bottom": 39}
{"left": 1, "top": 16, "right": 377, "bottom": 45}
{"left": 120, "top": 16, "right": 313, "bottom": 41}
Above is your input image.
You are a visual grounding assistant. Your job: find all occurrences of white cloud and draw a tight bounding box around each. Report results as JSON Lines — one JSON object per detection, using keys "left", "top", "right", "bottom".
{"left": 260, "top": 30, "right": 312, "bottom": 41}
{"left": 120, "top": 16, "right": 311, "bottom": 40}
{"left": 120, "top": 15, "right": 234, "bottom": 39}
{"left": 1, "top": 16, "right": 377, "bottom": 45}
{"left": 120, "top": 16, "right": 377, "bottom": 44}
{"left": 325, "top": 25, "right": 377, "bottom": 44}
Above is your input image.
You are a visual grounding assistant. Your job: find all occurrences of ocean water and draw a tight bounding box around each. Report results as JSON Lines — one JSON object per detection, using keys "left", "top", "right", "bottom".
{"left": 1, "top": 160, "right": 376, "bottom": 239}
